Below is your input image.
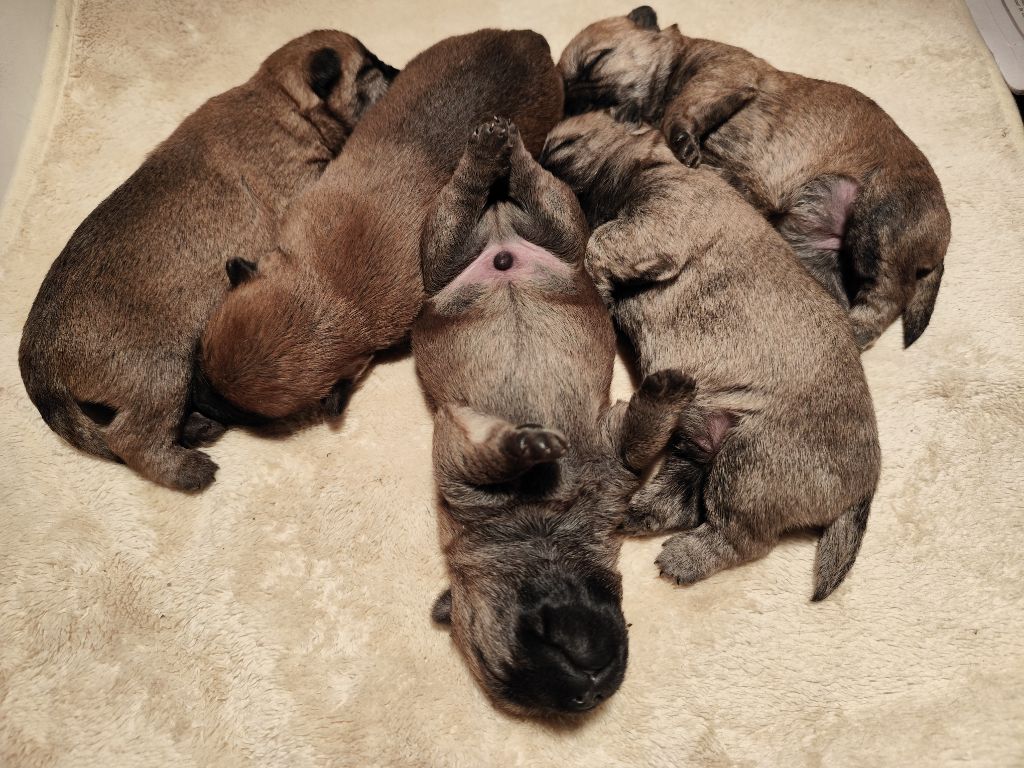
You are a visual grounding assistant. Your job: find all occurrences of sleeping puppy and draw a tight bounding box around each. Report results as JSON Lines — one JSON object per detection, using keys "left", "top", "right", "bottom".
{"left": 559, "top": 6, "right": 951, "bottom": 349}
{"left": 19, "top": 31, "right": 396, "bottom": 491}
{"left": 415, "top": 117, "right": 690, "bottom": 715}
{"left": 542, "top": 112, "right": 881, "bottom": 600}
{"left": 198, "top": 30, "right": 564, "bottom": 421}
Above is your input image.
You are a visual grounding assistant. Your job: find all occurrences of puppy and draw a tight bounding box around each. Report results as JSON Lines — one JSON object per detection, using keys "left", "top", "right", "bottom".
{"left": 415, "top": 117, "right": 690, "bottom": 715}
{"left": 18, "top": 31, "right": 396, "bottom": 491}
{"left": 559, "top": 6, "right": 951, "bottom": 349}
{"left": 198, "top": 30, "right": 564, "bottom": 420}
{"left": 542, "top": 112, "right": 881, "bottom": 600}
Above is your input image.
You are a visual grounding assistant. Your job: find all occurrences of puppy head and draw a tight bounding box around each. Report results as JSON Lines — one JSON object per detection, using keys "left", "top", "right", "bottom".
{"left": 559, "top": 7, "right": 678, "bottom": 120}
{"left": 434, "top": 500, "right": 628, "bottom": 718}
{"left": 199, "top": 253, "right": 371, "bottom": 420}
{"left": 258, "top": 29, "right": 399, "bottom": 150}
{"left": 541, "top": 111, "right": 672, "bottom": 227}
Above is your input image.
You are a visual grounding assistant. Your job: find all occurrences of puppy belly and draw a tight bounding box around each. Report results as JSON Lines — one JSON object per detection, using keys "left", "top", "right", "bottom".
{"left": 447, "top": 240, "right": 572, "bottom": 289}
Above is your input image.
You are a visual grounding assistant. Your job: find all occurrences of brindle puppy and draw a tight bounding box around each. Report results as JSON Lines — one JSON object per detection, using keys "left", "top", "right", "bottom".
{"left": 560, "top": 6, "right": 951, "bottom": 349}
{"left": 415, "top": 117, "right": 691, "bottom": 715}
{"left": 542, "top": 112, "right": 881, "bottom": 600}
{"left": 19, "top": 31, "right": 396, "bottom": 491}
{"left": 198, "top": 30, "right": 563, "bottom": 421}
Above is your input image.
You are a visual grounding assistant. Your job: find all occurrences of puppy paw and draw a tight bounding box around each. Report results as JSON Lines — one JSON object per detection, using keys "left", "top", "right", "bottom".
{"left": 468, "top": 116, "right": 517, "bottom": 165}
{"left": 171, "top": 450, "right": 219, "bottom": 492}
{"left": 668, "top": 129, "right": 701, "bottom": 167}
{"left": 639, "top": 369, "right": 696, "bottom": 403}
{"left": 180, "top": 412, "right": 227, "bottom": 448}
{"left": 655, "top": 541, "right": 704, "bottom": 586}
{"left": 504, "top": 424, "right": 568, "bottom": 464}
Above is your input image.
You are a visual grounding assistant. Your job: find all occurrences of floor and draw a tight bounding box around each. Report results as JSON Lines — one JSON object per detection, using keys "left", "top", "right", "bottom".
{"left": 0, "top": 0, "right": 57, "bottom": 201}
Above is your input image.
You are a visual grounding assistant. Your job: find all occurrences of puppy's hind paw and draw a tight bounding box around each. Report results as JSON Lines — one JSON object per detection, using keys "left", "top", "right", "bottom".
{"left": 503, "top": 424, "right": 568, "bottom": 464}
{"left": 170, "top": 449, "right": 219, "bottom": 492}
{"left": 668, "top": 129, "right": 701, "bottom": 168}
{"left": 469, "top": 116, "right": 517, "bottom": 162}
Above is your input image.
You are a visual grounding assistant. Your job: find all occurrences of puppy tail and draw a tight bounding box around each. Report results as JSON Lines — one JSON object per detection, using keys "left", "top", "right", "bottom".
{"left": 812, "top": 496, "right": 871, "bottom": 602}
{"left": 902, "top": 261, "right": 944, "bottom": 347}
{"left": 20, "top": 371, "right": 119, "bottom": 462}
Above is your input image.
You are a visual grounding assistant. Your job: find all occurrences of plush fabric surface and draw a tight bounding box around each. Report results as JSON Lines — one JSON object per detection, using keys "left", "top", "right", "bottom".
{"left": 1, "top": 1, "right": 1021, "bottom": 765}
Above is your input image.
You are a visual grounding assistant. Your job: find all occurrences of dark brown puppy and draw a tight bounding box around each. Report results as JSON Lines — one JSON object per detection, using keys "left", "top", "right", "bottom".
{"left": 414, "top": 117, "right": 688, "bottom": 716}
{"left": 542, "top": 112, "right": 881, "bottom": 600}
{"left": 199, "top": 30, "right": 564, "bottom": 420}
{"left": 560, "top": 7, "right": 951, "bottom": 349}
{"left": 19, "top": 31, "right": 396, "bottom": 491}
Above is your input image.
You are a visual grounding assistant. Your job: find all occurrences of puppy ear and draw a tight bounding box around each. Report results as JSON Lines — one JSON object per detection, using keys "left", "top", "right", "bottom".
{"left": 627, "top": 5, "right": 660, "bottom": 30}
{"left": 321, "top": 378, "right": 353, "bottom": 418}
{"left": 431, "top": 589, "right": 453, "bottom": 625}
{"left": 226, "top": 258, "right": 258, "bottom": 287}
{"left": 308, "top": 47, "right": 342, "bottom": 100}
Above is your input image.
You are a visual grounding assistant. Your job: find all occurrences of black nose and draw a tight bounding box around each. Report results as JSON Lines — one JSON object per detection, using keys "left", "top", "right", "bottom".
{"left": 510, "top": 576, "right": 628, "bottom": 715}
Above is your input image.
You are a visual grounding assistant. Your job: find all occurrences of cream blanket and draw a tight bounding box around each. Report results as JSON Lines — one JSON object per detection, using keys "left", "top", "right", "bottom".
{"left": 1, "top": 1, "right": 1021, "bottom": 765}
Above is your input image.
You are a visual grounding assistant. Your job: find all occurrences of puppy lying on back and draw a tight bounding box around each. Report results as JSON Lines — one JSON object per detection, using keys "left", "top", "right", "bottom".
{"left": 543, "top": 112, "right": 881, "bottom": 600}
{"left": 198, "top": 30, "right": 564, "bottom": 420}
{"left": 19, "top": 31, "right": 396, "bottom": 491}
{"left": 415, "top": 117, "right": 690, "bottom": 715}
{"left": 560, "top": 6, "right": 951, "bottom": 349}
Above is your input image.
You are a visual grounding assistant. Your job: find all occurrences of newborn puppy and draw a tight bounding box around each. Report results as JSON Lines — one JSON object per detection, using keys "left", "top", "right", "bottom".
{"left": 199, "top": 30, "right": 564, "bottom": 420}
{"left": 19, "top": 31, "right": 396, "bottom": 491}
{"left": 542, "top": 112, "right": 881, "bottom": 600}
{"left": 415, "top": 117, "right": 689, "bottom": 715}
{"left": 560, "top": 7, "right": 951, "bottom": 349}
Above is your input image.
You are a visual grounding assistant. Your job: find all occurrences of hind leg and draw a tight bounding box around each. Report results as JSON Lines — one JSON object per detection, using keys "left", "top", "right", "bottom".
{"left": 107, "top": 406, "right": 218, "bottom": 491}
{"left": 622, "top": 452, "right": 704, "bottom": 534}
{"left": 656, "top": 522, "right": 774, "bottom": 586}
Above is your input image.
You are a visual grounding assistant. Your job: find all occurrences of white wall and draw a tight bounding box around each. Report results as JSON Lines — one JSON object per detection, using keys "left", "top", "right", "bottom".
{"left": 0, "top": 0, "right": 58, "bottom": 198}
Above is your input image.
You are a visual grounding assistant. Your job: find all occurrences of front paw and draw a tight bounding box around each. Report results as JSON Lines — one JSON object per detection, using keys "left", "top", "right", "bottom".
{"left": 503, "top": 424, "right": 568, "bottom": 464}
{"left": 655, "top": 535, "right": 706, "bottom": 586}
{"left": 668, "top": 129, "right": 701, "bottom": 167}
{"left": 468, "top": 116, "right": 516, "bottom": 166}
{"left": 639, "top": 369, "right": 696, "bottom": 404}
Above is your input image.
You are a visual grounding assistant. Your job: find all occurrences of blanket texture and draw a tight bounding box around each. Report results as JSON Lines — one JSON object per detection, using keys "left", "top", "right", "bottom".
{"left": 1, "top": 1, "right": 1022, "bottom": 765}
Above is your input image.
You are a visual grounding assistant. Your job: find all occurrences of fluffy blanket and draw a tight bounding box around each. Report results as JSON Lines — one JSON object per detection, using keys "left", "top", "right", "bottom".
{"left": 1, "top": 1, "right": 1021, "bottom": 765}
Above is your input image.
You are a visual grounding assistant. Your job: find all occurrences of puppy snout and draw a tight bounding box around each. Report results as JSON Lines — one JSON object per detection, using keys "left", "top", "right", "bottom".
{"left": 511, "top": 576, "right": 628, "bottom": 714}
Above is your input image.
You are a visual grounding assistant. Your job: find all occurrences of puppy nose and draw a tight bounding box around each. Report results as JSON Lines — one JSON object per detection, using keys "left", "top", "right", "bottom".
{"left": 541, "top": 604, "right": 617, "bottom": 671}
{"left": 566, "top": 662, "right": 616, "bottom": 711}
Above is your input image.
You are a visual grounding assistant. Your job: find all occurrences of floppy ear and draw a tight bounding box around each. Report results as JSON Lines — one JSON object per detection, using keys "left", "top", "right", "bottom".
{"left": 308, "top": 47, "right": 342, "bottom": 100}
{"left": 431, "top": 589, "right": 453, "bottom": 625}
{"left": 627, "top": 5, "right": 660, "bottom": 30}
{"left": 226, "top": 257, "right": 258, "bottom": 287}
{"left": 321, "top": 378, "right": 354, "bottom": 418}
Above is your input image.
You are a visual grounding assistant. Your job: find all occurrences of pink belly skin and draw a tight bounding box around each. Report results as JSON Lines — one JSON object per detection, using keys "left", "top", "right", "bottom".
{"left": 447, "top": 240, "right": 574, "bottom": 289}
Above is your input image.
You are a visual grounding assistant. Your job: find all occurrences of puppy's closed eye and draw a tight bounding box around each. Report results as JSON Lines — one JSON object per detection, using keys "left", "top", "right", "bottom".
{"left": 579, "top": 48, "right": 614, "bottom": 81}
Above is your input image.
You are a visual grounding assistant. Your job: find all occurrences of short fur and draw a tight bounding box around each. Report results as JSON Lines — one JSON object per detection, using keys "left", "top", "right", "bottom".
{"left": 414, "top": 118, "right": 690, "bottom": 715}
{"left": 559, "top": 7, "right": 951, "bottom": 349}
{"left": 19, "top": 30, "right": 397, "bottom": 491}
{"left": 199, "top": 30, "right": 564, "bottom": 420}
{"left": 542, "top": 112, "right": 881, "bottom": 600}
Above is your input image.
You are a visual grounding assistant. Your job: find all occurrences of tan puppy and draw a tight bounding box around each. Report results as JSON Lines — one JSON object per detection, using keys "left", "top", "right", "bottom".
{"left": 559, "top": 7, "right": 951, "bottom": 349}
{"left": 415, "top": 117, "right": 689, "bottom": 715}
{"left": 542, "top": 112, "right": 881, "bottom": 600}
{"left": 199, "top": 30, "right": 564, "bottom": 420}
{"left": 19, "top": 31, "right": 396, "bottom": 491}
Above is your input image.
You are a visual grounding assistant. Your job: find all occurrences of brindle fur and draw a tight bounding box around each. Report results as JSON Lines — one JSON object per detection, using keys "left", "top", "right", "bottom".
{"left": 559, "top": 7, "right": 951, "bottom": 349}
{"left": 19, "top": 31, "right": 396, "bottom": 491}
{"left": 414, "top": 118, "right": 690, "bottom": 716}
{"left": 199, "top": 30, "right": 564, "bottom": 421}
{"left": 542, "top": 112, "right": 881, "bottom": 600}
